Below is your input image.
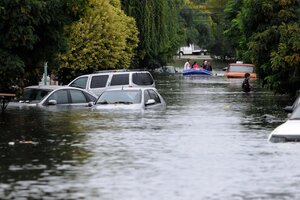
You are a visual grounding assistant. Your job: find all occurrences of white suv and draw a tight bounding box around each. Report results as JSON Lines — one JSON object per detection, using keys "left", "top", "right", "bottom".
{"left": 68, "top": 70, "right": 155, "bottom": 97}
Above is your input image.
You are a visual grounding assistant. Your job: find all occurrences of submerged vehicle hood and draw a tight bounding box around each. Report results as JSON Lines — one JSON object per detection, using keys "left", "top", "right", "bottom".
{"left": 271, "top": 120, "right": 300, "bottom": 136}
{"left": 92, "top": 103, "right": 143, "bottom": 110}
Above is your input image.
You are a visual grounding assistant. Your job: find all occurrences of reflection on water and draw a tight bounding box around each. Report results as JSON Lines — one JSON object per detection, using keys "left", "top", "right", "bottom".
{"left": 1, "top": 74, "right": 299, "bottom": 199}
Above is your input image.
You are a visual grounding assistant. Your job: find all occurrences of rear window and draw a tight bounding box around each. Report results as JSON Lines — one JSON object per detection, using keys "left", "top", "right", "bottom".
{"left": 22, "top": 88, "right": 52, "bottom": 103}
{"left": 132, "top": 73, "right": 154, "bottom": 85}
{"left": 90, "top": 75, "right": 109, "bottom": 88}
{"left": 228, "top": 65, "right": 254, "bottom": 73}
{"left": 110, "top": 74, "right": 129, "bottom": 86}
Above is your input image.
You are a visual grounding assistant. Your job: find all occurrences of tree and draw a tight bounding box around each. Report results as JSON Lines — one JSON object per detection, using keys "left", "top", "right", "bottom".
{"left": 241, "top": 0, "right": 299, "bottom": 93}
{"left": 0, "top": 0, "right": 88, "bottom": 93}
{"left": 224, "top": 0, "right": 300, "bottom": 94}
{"left": 57, "top": 0, "right": 139, "bottom": 83}
{"left": 223, "top": 0, "right": 244, "bottom": 59}
{"left": 122, "top": 0, "right": 185, "bottom": 69}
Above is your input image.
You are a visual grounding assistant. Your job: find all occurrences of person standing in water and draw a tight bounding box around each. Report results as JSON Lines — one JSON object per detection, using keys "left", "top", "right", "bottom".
{"left": 242, "top": 72, "right": 251, "bottom": 93}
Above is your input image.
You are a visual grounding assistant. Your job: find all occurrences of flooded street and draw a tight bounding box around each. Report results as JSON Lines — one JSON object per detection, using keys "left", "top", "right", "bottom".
{"left": 1, "top": 73, "right": 300, "bottom": 200}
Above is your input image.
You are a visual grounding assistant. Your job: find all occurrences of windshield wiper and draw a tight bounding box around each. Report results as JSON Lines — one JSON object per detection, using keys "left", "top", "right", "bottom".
{"left": 113, "top": 101, "right": 133, "bottom": 104}
{"left": 98, "top": 101, "right": 109, "bottom": 104}
{"left": 290, "top": 118, "right": 300, "bottom": 120}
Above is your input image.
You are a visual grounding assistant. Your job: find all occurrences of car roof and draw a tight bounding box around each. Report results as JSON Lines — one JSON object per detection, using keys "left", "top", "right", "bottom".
{"left": 25, "top": 85, "right": 98, "bottom": 98}
{"left": 25, "top": 85, "right": 63, "bottom": 90}
{"left": 92, "top": 69, "right": 150, "bottom": 73}
{"left": 229, "top": 63, "right": 254, "bottom": 67}
{"left": 103, "top": 87, "right": 157, "bottom": 92}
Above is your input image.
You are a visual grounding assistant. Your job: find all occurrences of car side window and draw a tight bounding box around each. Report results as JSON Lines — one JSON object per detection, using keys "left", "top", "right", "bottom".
{"left": 110, "top": 74, "right": 129, "bottom": 86}
{"left": 148, "top": 89, "right": 161, "bottom": 103}
{"left": 48, "top": 90, "right": 69, "bottom": 104}
{"left": 70, "top": 77, "right": 88, "bottom": 89}
{"left": 132, "top": 73, "right": 154, "bottom": 85}
{"left": 144, "top": 90, "right": 151, "bottom": 104}
{"left": 90, "top": 75, "right": 109, "bottom": 88}
{"left": 70, "top": 90, "right": 88, "bottom": 103}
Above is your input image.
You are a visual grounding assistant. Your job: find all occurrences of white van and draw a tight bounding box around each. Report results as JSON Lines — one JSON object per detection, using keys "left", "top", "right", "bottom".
{"left": 68, "top": 70, "right": 155, "bottom": 97}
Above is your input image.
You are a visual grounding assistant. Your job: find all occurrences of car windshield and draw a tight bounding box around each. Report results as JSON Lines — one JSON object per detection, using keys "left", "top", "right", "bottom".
{"left": 21, "top": 88, "right": 53, "bottom": 103}
{"left": 290, "top": 106, "right": 300, "bottom": 120}
{"left": 229, "top": 65, "right": 254, "bottom": 73}
{"left": 96, "top": 90, "right": 142, "bottom": 104}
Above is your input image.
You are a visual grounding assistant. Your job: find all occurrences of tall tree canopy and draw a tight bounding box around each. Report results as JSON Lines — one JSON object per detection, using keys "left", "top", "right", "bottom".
{"left": 58, "top": 0, "right": 139, "bottom": 83}
{"left": 0, "top": 0, "right": 88, "bottom": 92}
{"left": 225, "top": 0, "right": 300, "bottom": 94}
{"left": 122, "top": 0, "right": 185, "bottom": 69}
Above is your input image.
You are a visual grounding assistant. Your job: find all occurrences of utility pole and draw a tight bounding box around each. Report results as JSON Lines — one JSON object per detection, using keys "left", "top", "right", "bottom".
{"left": 44, "top": 62, "right": 48, "bottom": 85}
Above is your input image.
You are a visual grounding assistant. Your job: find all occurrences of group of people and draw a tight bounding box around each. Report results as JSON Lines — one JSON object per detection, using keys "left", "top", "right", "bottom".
{"left": 183, "top": 59, "right": 212, "bottom": 71}
{"left": 184, "top": 58, "right": 252, "bottom": 93}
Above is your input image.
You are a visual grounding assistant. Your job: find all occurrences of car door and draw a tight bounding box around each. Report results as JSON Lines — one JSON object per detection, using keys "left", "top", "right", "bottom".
{"left": 144, "top": 89, "right": 162, "bottom": 109}
{"left": 46, "top": 89, "right": 69, "bottom": 105}
{"left": 45, "top": 89, "right": 95, "bottom": 106}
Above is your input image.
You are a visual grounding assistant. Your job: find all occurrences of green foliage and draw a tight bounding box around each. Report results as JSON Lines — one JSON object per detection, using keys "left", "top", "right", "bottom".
{"left": 0, "top": 0, "right": 88, "bottom": 92}
{"left": 223, "top": 0, "right": 244, "bottom": 57}
{"left": 224, "top": 0, "right": 300, "bottom": 94}
{"left": 179, "top": 4, "right": 211, "bottom": 48}
{"left": 0, "top": 49, "right": 24, "bottom": 93}
{"left": 122, "top": 0, "right": 185, "bottom": 68}
{"left": 58, "top": 0, "right": 139, "bottom": 83}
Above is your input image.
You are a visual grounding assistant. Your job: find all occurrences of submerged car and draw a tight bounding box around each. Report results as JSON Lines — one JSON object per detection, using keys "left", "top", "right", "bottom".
{"left": 283, "top": 91, "right": 300, "bottom": 113}
{"left": 268, "top": 105, "right": 300, "bottom": 143}
{"left": 12, "top": 85, "right": 97, "bottom": 107}
{"left": 92, "top": 87, "right": 166, "bottom": 111}
{"left": 224, "top": 62, "right": 257, "bottom": 78}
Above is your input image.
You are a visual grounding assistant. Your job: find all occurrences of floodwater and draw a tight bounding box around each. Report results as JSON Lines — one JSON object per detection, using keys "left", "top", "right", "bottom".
{"left": 1, "top": 72, "right": 299, "bottom": 200}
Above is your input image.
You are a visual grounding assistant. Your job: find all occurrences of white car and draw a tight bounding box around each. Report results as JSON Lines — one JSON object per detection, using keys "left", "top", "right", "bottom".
{"left": 68, "top": 70, "right": 155, "bottom": 97}
{"left": 268, "top": 105, "right": 300, "bottom": 142}
{"left": 283, "top": 90, "right": 300, "bottom": 113}
{"left": 92, "top": 87, "right": 166, "bottom": 111}
{"left": 10, "top": 85, "right": 97, "bottom": 107}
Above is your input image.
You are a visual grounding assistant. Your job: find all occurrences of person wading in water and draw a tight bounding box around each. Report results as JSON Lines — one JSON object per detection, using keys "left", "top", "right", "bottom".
{"left": 242, "top": 72, "right": 251, "bottom": 93}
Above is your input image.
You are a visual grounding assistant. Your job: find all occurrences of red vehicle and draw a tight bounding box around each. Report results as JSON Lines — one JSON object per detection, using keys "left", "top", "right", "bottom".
{"left": 224, "top": 62, "right": 257, "bottom": 78}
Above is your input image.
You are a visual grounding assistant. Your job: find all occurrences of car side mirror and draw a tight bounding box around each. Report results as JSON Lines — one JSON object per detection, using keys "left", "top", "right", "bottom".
{"left": 146, "top": 99, "right": 155, "bottom": 106}
{"left": 222, "top": 67, "right": 227, "bottom": 71}
{"left": 88, "top": 101, "right": 94, "bottom": 107}
{"left": 283, "top": 106, "right": 293, "bottom": 113}
{"left": 48, "top": 99, "right": 57, "bottom": 105}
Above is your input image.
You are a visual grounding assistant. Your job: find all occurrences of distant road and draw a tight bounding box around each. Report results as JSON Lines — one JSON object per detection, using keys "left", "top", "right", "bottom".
{"left": 174, "top": 54, "right": 212, "bottom": 60}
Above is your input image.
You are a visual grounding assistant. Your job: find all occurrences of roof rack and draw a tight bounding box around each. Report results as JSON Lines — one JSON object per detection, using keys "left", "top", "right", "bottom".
{"left": 93, "top": 69, "right": 128, "bottom": 73}
{"left": 93, "top": 68, "right": 150, "bottom": 74}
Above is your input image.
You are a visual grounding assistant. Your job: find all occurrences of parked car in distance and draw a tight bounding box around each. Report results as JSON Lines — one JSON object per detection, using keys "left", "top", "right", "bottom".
{"left": 283, "top": 91, "right": 300, "bottom": 113}
{"left": 177, "top": 44, "right": 207, "bottom": 56}
{"left": 224, "top": 62, "right": 257, "bottom": 78}
{"left": 268, "top": 104, "right": 300, "bottom": 143}
{"left": 68, "top": 70, "right": 155, "bottom": 97}
{"left": 11, "top": 85, "right": 97, "bottom": 107}
{"left": 92, "top": 87, "right": 166, "bottom": 111}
